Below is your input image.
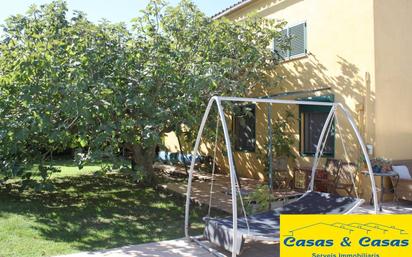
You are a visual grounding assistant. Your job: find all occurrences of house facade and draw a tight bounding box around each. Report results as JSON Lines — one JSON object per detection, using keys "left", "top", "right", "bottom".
{"left": 164, "top": 0, "right": 412, "bottom": 193}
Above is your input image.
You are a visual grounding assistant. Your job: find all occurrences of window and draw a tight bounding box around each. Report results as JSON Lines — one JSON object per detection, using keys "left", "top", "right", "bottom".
{"left": 233, "top": 104, "right": 256, "bottom": 152}
{"left": 274, "top": 22, "right": 307, "bottom": 60}
{"left": 299, "top": 96, "right": 335, "bottom": 156}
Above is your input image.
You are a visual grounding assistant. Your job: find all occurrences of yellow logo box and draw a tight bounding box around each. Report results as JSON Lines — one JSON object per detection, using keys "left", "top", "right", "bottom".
{"left": 280, "top": 215, "right": 412, "bottom": 257}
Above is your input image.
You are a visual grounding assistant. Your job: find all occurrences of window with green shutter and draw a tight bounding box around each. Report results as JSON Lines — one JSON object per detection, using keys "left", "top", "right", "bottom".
{"left": 273, "top": 22, "right": 307, "bottom": 61}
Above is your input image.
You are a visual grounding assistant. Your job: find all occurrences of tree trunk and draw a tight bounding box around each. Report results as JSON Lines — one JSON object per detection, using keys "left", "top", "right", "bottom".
{"left": 130, "top": 144, "right": 157, "bottom": 185}
{"left": 176, "top": 132, "right": 188, "bottom": 176}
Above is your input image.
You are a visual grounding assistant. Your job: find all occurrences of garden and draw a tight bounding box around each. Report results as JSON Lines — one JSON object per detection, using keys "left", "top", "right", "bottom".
{"left": 0, "top": 0, "right": 285, "bottom": 256}
{"left": 0, "top": 160, "right": 211, "bottom": 257}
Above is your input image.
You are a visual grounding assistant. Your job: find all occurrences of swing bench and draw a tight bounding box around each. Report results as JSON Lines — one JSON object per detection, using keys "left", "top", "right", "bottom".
{"left": 184, "top": 96, "right": 379, "bottom": 257}
{"left": 203, "top": 191, "right": 364, "bottom": 255}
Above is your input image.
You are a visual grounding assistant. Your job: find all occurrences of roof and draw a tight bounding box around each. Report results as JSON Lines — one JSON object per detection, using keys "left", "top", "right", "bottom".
{"left": 212, "top": 0, "right": 256, "bottom": 19}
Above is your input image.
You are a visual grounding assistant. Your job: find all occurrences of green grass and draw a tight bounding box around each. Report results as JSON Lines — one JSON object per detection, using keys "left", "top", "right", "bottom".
{"left": 0, "top": 163, "right": 209, "bottom": 257}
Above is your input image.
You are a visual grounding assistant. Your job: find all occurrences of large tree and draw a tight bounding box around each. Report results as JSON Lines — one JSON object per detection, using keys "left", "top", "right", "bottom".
{"left": 0, "top": 0, "right": 285, "bottom": 184}
{"left": 0, "top": 1, "right": 133, "bottom": 180}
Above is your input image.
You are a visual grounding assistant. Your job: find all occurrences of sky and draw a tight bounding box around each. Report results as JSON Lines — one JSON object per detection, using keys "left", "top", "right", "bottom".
{"left": 0, "top": 0, "right": 239, "bottom": 25}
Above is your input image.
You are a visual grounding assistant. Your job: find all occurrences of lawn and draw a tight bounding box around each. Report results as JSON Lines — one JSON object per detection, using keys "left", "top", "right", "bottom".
{"left": 0, "top": 162, "right": 208, "bottom": 257}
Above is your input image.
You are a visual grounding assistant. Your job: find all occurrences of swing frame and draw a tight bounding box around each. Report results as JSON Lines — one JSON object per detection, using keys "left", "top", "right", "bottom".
{"left": 184, "top": 96, "right": 379, "bottom": 257}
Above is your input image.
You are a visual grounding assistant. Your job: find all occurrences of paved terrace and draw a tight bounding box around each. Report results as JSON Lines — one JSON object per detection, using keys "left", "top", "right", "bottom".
{"left": 57, "top": 240, "right": 278, "bottom": 257}
{"left": 57, "top": 165, "right": 412, "bottom": 257}
{"left": 157, "top": 164, "right": 303, "bottom": 213}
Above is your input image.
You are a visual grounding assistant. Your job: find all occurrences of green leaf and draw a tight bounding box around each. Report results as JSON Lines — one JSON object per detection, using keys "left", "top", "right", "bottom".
{"left": 78, "top": 137, "right": 88, "bottom": 147}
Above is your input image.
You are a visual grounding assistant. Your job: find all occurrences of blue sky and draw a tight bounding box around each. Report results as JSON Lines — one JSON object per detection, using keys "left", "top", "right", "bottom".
{"left": 0, "top": 0, "right": 239, "bottom": 24}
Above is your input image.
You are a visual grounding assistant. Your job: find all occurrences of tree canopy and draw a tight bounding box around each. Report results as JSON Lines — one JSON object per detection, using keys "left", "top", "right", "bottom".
{"left": 0, "top": 0, "right": 285, "bottom": 184}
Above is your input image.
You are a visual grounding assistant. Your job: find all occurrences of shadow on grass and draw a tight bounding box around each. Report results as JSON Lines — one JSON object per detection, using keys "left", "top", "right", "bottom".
{"left": 0, "top": 172, "right": 208, "bottom": 253}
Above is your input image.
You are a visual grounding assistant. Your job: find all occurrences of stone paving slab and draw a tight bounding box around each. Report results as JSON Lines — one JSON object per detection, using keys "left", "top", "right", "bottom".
{"left": 55, "top": 239, "right": 279, "bottom": 257}
{"left": 55, "top": 239, "right": 213, "bottom": 257}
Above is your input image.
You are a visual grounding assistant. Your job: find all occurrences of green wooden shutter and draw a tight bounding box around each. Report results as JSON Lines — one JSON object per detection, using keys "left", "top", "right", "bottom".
{"left": 289, "top": 22, "right": 306, "bottom": 57}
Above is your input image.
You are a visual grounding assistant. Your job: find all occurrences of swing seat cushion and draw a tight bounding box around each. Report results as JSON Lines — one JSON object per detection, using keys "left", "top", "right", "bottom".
{"left": 203, "top": 191, "right": 364, "bottom": 254}
{"left": 204, "top": 211, "right": 280, "bottom": 255}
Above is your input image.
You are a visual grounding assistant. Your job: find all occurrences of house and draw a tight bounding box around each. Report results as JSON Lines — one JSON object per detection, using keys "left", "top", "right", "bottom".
{"left": 164, "top": 0, "right": 412, "bottom": 196}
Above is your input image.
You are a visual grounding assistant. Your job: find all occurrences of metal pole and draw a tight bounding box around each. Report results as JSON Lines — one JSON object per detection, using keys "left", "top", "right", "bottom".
{"left": 337, "top": 103, "right": 379, "bottom": 214}
{"left": 184, "top": 97, "right": 216, "bottom": 240}
{"left": 268, "top": 105, "right": 273, "bottom": 194}
{"left": 259, "top": 87, "right": 332, "bottom": 99}
{"left": 218, "top": 96, "right": 335, "bottom": 107}
{"left": 215, "top": 99, "right": 239, "bottom": 257}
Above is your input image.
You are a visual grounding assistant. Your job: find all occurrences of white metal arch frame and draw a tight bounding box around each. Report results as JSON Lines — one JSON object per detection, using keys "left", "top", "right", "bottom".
{"left": 184, "top": 96, "right": 379, "bottom": 257}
